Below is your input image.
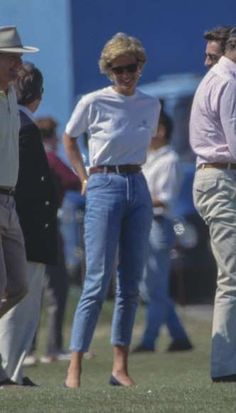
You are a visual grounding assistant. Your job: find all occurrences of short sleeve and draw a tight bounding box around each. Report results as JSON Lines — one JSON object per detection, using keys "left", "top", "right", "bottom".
{"left": 65, "top": 96, "right": 89, "bottom": 138}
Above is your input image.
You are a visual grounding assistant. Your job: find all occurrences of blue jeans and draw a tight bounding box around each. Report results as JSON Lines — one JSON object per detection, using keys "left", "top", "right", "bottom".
{"left": 70, "top": 172, "right": 152, "bottom": 352}
{"left": 139, "top": 216, "right": 189, "bottom": 350}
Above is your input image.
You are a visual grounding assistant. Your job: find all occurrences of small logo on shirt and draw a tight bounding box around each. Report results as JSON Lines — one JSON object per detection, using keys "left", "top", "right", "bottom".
{"left": 138, "top": 119, "right": 148, "bottom": 128}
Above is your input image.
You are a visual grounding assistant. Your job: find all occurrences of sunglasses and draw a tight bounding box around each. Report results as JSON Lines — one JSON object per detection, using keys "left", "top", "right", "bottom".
{"left": 111, "top": 63, "right": 139, "bottom": 75}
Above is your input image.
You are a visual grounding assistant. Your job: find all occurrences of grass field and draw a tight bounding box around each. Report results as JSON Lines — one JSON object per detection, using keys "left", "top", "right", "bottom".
{"left": 1, "top": 287, "right": 236, "bottom": 413}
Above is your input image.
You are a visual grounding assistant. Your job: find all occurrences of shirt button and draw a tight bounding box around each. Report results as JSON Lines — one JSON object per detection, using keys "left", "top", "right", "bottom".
{"left": 45, "top": 201, "right": 50, "bottom": 206}
{"left": 41, "top": 176, "right": 45, "bottom": 181}
{"left": 44, "top": 223, "right": 49, "bottom": 228}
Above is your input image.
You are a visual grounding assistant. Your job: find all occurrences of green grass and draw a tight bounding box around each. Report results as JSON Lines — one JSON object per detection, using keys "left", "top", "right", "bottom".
{"left": 1, "top": 287, "right": 236, "bottom": 412}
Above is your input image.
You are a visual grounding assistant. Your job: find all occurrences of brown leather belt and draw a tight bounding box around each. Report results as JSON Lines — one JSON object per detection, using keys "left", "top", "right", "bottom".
{"left": 198, "top": 162, "right": 236, "bottom": 170}
{"left": 0, "top": 187, "right": 15, "bottom": 195}
{"left": 89, "top": 164, "right": 141, "bottom": 175}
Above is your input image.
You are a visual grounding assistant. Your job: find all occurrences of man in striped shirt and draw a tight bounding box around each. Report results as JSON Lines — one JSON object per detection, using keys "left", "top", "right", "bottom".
{"left": 190, "top": 28, "right": 236, "bottom": 383}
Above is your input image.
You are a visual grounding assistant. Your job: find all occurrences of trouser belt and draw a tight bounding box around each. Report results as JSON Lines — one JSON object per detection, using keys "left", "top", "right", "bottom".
{"left": 89, "top": 164, "right": 141, "bottom": 175}
{"left": 0, "top": 187, "right": 15, "bottom": 195}
{"left": 198, "top": 162, "right": 236, "bottom": 170}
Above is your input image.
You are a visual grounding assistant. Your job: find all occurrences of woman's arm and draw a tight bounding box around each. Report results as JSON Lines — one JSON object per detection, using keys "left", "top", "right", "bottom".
{"left": 63, "top": 132, "right": 88, "bottom": 194}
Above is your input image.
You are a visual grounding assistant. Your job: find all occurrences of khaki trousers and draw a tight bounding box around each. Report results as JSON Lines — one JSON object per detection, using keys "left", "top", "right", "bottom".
{"left": 193, "top": 167, "right": 236, "bottom": 378}
{"left": 0, "top": 262, "right": 45, "bottom": 383}
{"left": 0, "top": 194, "right": 28, "bottom": 317}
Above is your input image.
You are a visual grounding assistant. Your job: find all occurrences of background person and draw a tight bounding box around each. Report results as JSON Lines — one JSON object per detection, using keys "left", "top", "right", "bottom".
{"left": 190, "top": 28, "right": 236, "bottom": 382}
{"left": 0, "top": 62, "right": 58, "bottom": 386}
{"left": 132, "top": 110, "right": 193, "bottom": 353}
{"left": 63, "top": 32, "right": 161, "bottom": 388}
{"left": 24, "top": 116, "right": 81, "bottom": 365}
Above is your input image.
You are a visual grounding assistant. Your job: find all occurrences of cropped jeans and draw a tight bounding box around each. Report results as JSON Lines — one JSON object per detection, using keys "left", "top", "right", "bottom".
{"left": 70, "top": 172, "right": 152, "bottom": 352}
{"left": 139, "top": 216, "right": 189, "bottom": 350}
{"left": 193, "top": 167, "right": 236, "bottom": 378}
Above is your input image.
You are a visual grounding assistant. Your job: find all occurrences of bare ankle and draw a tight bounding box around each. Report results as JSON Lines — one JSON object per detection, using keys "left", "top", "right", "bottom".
{"left": 65, "top": 351, "right": 83, "bottom": 388}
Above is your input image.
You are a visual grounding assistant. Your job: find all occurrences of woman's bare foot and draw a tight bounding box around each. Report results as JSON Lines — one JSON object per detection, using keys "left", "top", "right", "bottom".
{"left": 64, "top": 369, "right": 81, "bottom": 388}
{"left": 64, "top": 351, "right": 83, "bottom": 388}
{"left": 111, "top": 371, "right": 135, "bottom": 386}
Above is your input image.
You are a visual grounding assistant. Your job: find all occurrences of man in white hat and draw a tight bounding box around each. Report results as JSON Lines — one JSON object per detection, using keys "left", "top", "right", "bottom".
{"left": 0, "top": 26, "right": 38, "bottom": 386}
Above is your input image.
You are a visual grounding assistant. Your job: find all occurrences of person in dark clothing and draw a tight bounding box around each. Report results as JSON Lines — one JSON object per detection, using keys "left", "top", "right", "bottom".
{"left": 24, "top": 116, "right": 82, "bottom": 365}
{"left": 0, "top": 62, "right": 58, "bottom": 386}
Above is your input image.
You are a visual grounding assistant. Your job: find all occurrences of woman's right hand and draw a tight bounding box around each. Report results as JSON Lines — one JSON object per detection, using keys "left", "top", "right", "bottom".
{"left": 81, "top": 178, "right": 88, "bottom": 195}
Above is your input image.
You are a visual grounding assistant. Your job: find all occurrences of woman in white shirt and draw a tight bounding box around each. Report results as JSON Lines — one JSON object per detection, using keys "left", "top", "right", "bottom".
{"left": 64, "top": 32, "right": 160, "bottom": 388}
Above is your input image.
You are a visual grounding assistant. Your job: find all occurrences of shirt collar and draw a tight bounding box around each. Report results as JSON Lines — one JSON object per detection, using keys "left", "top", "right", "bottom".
{"left": 18, "top": 104, "right": 35, "bottom": 122}
{"left": 214, "top": 56, "right": 236, "bottom": 78}
{"left": 0, "top": 84, "right": 13, "bottom": 96}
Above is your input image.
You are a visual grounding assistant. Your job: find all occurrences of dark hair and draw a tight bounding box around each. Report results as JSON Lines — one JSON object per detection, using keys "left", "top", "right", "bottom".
{"left": 35, "top": 117, "right": 58, "bottom": 140}
{"left": 158, "top": 109, "right": 173, "bottom": 142}
{"left": 204, "top": 26, "right": 233, "bottom": 53}
{"left": 15, "top": 62, "right": 43, "bottom": 105}
{"left": 225, "top": 27, "right": 236, "bottom": 52}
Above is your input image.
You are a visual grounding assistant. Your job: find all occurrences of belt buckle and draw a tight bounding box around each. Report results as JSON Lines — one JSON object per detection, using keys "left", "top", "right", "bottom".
{"left": 103, "top": 166, "right": 108, "bottom": 173}
{"left": 227, "top": 162, "right": 231, "bottom": 170}
{"left": 115, "top": 165, "right": 120, "bottom": 174}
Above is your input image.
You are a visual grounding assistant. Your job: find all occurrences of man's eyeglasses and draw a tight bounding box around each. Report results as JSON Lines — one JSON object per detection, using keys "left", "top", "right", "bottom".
{"left": 111, "top": 63, "right": 139, "bottom": 75}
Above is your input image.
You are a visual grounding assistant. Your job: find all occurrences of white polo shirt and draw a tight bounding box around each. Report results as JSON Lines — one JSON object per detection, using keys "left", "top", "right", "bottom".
{"left": 0, "top": 84, "right": 20, "bottom": 187}
{"left": 66, "top": 86, "right": 161, "bottom": 166}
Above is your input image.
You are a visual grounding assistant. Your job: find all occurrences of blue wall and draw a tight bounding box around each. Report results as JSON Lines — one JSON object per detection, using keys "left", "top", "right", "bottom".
{"left": 1, "top": 0, "right": 236, "bottom": 133}
{"left": 71, "top": 0, "right": 236, "bottom": 95}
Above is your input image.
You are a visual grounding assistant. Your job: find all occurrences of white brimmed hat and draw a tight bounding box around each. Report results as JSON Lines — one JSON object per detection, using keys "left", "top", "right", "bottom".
{"left": 0, "top": 26, "right": 39, "bottom": 53}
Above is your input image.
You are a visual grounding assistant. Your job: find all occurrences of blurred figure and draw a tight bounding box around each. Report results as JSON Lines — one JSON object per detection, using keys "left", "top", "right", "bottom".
{"left": 60, "top": 190, "right": 86, "bottom": 282}
{"left": 24, "top": 117, "right": 81, "bottom": 365}
{"left": 190, "top": 28, "right": 236, "bottom": 382}
{"left": 0, "top": 62, "right": 58, "bottom": 386}
{"left": 204, "top": 26, "right": 232, "bottom": 69}
{"left": 132, "top": 111, "right": 193, "bottom": 353}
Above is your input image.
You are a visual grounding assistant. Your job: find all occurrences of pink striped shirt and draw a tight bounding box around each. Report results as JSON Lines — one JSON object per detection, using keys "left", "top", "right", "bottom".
{"left": 190, "top": 56, "right": 236, "bottom": 166}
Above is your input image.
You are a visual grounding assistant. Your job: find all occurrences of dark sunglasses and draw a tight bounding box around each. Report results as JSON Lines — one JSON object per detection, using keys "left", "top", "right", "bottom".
{"left": 111, "top": 63, "right": 138, "bottom": 75}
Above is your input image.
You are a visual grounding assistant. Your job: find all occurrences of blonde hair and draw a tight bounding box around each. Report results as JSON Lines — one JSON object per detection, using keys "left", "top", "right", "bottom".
{"left": 99, "top": 32, "right": 146, "bottom": 75}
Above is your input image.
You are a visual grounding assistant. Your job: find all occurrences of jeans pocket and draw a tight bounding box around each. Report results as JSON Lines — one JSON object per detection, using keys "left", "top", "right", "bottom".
{"left": 87, "top": 174, "right": 112, "bottom": 191}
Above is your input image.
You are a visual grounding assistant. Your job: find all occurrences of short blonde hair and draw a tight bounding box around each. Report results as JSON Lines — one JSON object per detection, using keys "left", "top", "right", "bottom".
{"left": 99, "top": 32, "right": 146, "bottom": 75}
